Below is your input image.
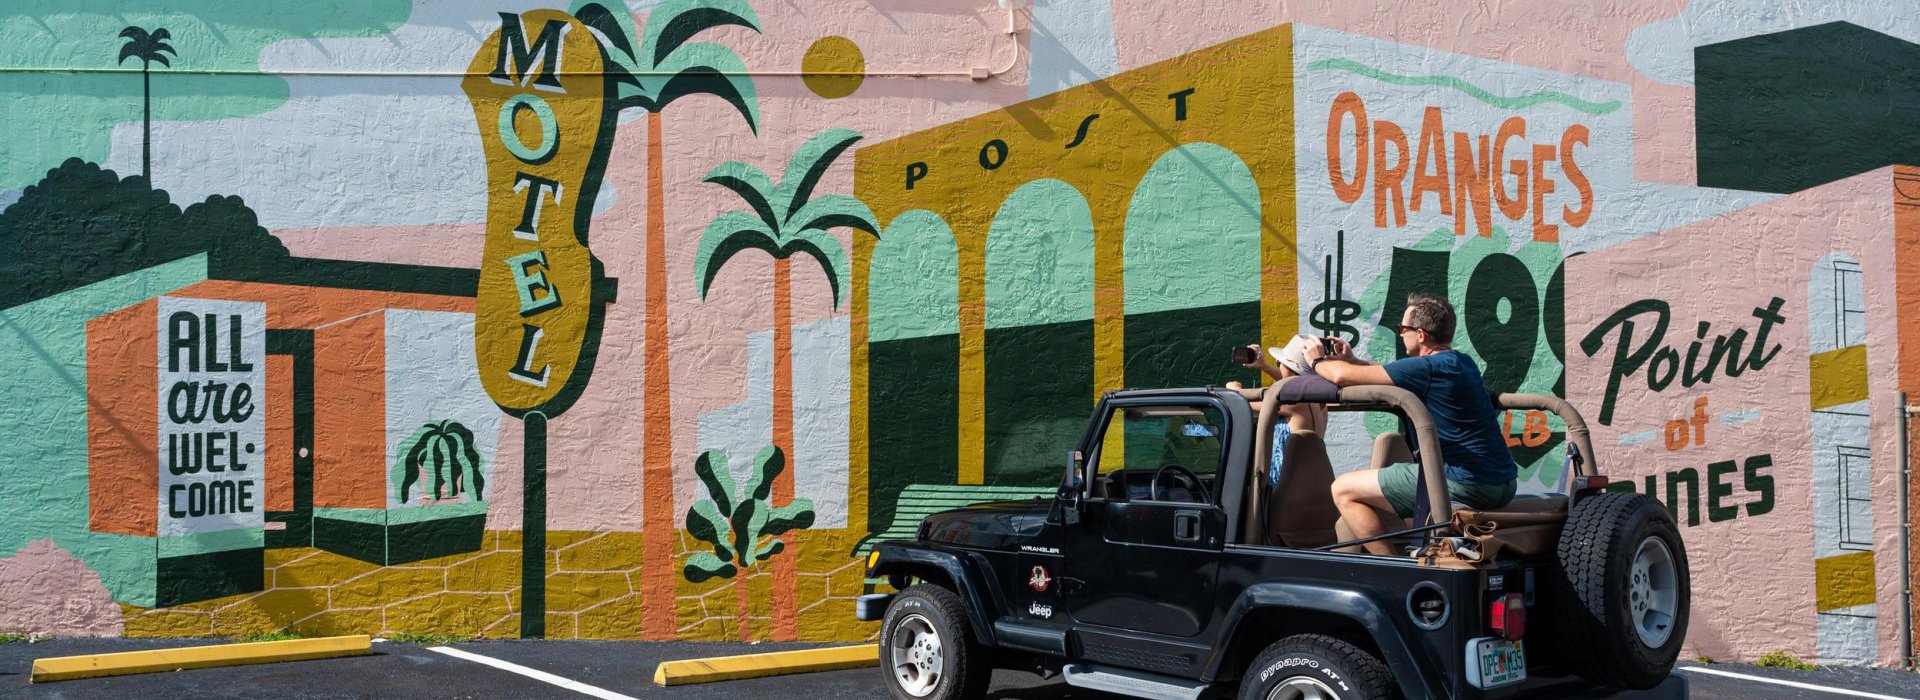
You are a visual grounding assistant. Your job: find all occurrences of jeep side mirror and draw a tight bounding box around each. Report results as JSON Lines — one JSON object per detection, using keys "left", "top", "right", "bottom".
{"left": 1063, "top": 450, "right": 1085, "bottom": 490}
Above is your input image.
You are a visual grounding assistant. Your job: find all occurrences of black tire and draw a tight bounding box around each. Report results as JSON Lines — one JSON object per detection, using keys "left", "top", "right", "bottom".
{"left": 1551, "top": 492, "right": 1690, "bottom": 689}
{"left": 1238, "top": 634, "right": 1395, "bottom": 700}
{"left": 878, "top": 584, "right": 992, "bottom": 700}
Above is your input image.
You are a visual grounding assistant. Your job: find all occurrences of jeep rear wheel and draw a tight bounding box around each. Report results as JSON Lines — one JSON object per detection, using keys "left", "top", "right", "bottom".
{"left": 879, "top": 584, "right": 991, "bottom": 700}
{"left": 1238, "top": 634, "right": 1394, "bottom": 700}
{"left": 1551, "top": 492, "right": 1690, "bottom": 689}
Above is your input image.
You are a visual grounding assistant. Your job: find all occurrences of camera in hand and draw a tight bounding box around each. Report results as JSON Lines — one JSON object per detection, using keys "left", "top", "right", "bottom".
{"left": 1231, "top": 346, "right": 1258, "bottom": 365}
{"left": 1319, "top": 336, "right": 1337, "bottom": 355}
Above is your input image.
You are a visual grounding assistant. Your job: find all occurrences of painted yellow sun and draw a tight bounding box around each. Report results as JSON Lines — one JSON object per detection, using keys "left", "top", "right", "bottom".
{"left": 801, "top": 36, "right": 865, "bottom": 99}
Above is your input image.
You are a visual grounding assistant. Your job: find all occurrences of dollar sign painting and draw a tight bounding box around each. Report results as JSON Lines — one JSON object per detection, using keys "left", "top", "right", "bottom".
{"left": 1309, "top": 229, "right": 1361, "bottom": 344}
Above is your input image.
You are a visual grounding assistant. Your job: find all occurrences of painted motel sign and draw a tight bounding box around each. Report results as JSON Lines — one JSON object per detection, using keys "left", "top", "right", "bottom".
{"left": 464, "top": 9, "right": 609, "bottom": 416}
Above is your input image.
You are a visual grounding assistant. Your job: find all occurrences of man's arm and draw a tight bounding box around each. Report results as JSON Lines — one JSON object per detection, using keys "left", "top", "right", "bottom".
{"left": 1313, "top": 358, "right": 1392, "bottom": 387}
{"left": 1305, "top": 337, "right": 1393, "bottom": 387}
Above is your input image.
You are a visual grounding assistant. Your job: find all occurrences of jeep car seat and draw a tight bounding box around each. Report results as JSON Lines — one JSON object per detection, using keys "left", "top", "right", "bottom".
{"left": 1327, "top": 432, "right": 1420, "bottom": 553}
{"left": 1265, "top": 430, "right": 1338, "bottom": 548}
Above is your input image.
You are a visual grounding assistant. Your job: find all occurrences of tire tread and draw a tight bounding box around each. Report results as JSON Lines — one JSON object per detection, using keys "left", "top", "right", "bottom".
{"left": 881, "top": 584, "right": 992, "bottom": 700}
{"left": 1239, "top": 633, "right": 1394, "bottom": 700}
{"left": 1552, "top": 492, "right": 1688, "bottom": 689}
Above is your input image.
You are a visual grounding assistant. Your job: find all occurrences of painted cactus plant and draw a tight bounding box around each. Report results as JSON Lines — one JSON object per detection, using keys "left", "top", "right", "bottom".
{"left": 398, "top": 419, "right": 486, "bottom": 503}
{"left": 684, "top": 445, "right": 815, "bottom": 583}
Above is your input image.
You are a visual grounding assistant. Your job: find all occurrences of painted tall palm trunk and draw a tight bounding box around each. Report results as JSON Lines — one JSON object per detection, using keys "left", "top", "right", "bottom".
{"left": 641, "top": 110, "right": 677, "bottom": 640}
{"left": 141, "top": 67, "right": 151, "bottom": 182}
{"left": 770, "top": 256, "right": 797, "bottom": 639}
{"left": 694, "top": 129, "right": 877, "bottom": 642}
{"left": 567, "top": 0, "right": 764, "bottom": 641}
{"left": 117, "top": 26, "right": 174, "bottom": 184}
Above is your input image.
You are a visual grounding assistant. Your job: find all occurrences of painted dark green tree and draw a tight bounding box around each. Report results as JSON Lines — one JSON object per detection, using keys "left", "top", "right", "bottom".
{"left": 684, "top": 446, "right": 814, "bottom": 641}
{"left": 398, "top": 420, "right": 486, "bottom": 503}
{"left": 568, "top": 0, "right": 762, "bottom": 640}
{"left": 0, "top": 159, "right": 289, "bottom": 310}
{"left": 118, "top": 26, "right": 175, "bottom": 183}
{"left": 693, "top": 127, "right": 876, "bottom": 638}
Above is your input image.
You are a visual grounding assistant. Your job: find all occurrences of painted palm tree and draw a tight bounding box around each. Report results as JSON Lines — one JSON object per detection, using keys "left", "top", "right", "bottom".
{"left": 695, "top": 128, "right": 878, "bottom": 640}
{"left": 568, "top": 0, "right": 761, "bottom": 640}
{"left": 118, "top": 26, "right": 175, "bottom": 182}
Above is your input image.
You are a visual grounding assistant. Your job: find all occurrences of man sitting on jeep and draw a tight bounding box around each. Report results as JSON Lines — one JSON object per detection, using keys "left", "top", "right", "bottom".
{"left": 1304, "top": 293, "right": 1518, "bottom": 554}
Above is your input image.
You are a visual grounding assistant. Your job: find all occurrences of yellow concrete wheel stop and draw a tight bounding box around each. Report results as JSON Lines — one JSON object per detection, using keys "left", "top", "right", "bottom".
{"left": 653, "top": 644, "right": 879, "bottom": 686}
{"left": 30, "top": 635, "right": 373, "bottom": 683}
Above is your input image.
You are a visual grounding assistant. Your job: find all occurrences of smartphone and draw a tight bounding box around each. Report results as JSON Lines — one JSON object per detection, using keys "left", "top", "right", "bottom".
{"left": 1320, "top": 336, "right": 1337, "bottom": 355}
{"left": 1231, "top": 346, "right": 1258, "bottom": 365}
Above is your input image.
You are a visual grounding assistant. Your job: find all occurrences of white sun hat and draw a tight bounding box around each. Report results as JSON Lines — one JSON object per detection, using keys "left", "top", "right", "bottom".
{"left": 1266, "top": 335, "right": 1319, "bottom": 376}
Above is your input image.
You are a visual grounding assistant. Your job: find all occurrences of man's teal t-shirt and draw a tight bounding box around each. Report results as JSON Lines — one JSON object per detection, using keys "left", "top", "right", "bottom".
{"left": 1382, "top": 349, "right": 1517, "bottom": 485}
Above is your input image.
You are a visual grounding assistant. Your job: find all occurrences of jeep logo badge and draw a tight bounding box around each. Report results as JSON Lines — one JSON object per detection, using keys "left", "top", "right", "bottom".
{"left": 1029, "top": 566, "right": 1052, "bottom": 592}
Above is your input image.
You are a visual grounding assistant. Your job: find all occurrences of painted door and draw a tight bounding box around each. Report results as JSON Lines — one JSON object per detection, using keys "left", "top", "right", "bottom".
{"left": 265, "top": 329, "right": 314, "bottom": 548}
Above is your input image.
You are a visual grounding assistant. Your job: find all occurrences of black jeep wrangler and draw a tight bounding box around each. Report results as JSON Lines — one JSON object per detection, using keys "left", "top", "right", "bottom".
{"left": 855, "top": 377, "right": 1690, "bottom": 699}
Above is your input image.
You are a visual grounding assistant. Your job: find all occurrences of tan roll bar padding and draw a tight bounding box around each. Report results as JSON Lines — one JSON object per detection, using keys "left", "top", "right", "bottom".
{"left": 1493, "top": 393, "right": 1597, "bottom": 477}
{"left": 1244, "top": 377, "right": 1313, "bottom": 543}
{"left": 1333, "top": 384, "right": 1451, "bottom": 527}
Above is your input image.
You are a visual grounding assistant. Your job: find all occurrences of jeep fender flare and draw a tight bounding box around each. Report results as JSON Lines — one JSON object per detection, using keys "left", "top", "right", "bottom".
{"left": 869, "top": 546, "right": 1002, "bottom": 647}
{"left": 1207, "top": 583, "right": 1438, "bottom": 699}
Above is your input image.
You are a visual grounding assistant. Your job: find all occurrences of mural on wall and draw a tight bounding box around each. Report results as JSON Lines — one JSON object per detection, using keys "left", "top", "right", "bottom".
{"left": 683, "top": 446, "right": 814, "bottom": 641}
{"left": 852, "top": 25, "right": 1296, "bottom": 542}
{"left": 1291, "top": 25, "right": 1628, "bottom": 489}
{"left": 571, "top": 0, "right": 768, "bottom": 642}
{"left": 694, "top": 127, "right": 873, "bottom": 638}
{"left": 2, "top": 0, "right": 1919, "bottom": 668}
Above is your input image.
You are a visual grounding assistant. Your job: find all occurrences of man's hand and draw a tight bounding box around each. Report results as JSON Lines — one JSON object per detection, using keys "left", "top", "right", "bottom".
{"left": 1328, "top": 336, "right": 1356, "bottom": 361}
{"left": 1308, "top": 337, "right": 1392, "bottom": 387}
{"left": 1303, "top": 339, "right": 1326, "bottom": 363}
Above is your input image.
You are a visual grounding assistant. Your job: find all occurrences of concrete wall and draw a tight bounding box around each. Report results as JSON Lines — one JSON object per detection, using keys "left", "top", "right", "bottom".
{"left": 1, "top": 0, "right": 1916, "bottom": 666}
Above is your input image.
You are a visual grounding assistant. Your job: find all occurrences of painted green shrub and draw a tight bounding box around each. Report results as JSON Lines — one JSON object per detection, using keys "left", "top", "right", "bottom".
{"left": 398, "top": 420, "right": 485, "bottom": 503}
{"left": 0, "top": 159, "right": 289, "bottom": 309}
{"left": 683, "top": 446, "right": 815, "bottom": 583}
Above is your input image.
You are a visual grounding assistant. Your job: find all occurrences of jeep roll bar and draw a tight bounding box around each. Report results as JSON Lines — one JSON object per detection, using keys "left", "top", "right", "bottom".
{"left": 1245, "top": 377, "right": 1599, "bottom": 539}
{"left": 1491, "top": 392, "right": 1598, "bottom": 478}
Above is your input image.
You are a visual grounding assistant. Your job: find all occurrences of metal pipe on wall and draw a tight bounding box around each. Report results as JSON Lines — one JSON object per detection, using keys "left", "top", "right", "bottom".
{"left": 1901, "top": 393, "right": 1914, "bottom": 669}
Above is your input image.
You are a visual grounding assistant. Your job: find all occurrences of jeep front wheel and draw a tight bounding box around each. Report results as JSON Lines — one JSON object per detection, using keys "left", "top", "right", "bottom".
{"left": 879, "top": 584, "right": 991, "bottom": 700}
{"left": 1239, "top": 634, "right": 1394, "bottom": 700}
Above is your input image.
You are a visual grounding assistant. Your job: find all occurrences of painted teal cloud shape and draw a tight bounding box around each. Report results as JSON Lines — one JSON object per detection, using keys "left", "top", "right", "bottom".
{"left": 1305, "top": 58, "right": 1623, "bottom": 116}
{"left": 0, "top": 0, "right": 411, "bottom": 190}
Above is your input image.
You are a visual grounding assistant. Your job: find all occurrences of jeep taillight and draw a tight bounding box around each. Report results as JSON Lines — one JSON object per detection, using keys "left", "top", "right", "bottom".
{"left": 1489, "top": 592, "right": 1526, "bottom": 640}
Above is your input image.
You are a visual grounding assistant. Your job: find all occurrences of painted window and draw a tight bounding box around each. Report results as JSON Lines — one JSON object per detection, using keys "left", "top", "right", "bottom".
{"left": 868, "top": 210, "right": 959, "bottom": 342}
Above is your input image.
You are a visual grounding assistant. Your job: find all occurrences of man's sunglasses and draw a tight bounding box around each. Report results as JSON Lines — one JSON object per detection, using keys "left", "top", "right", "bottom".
{"left": 1397, "top": 325, "right": 1427, "bottom": 335}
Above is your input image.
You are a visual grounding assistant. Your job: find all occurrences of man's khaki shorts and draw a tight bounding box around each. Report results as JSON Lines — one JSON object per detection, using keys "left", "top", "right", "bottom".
{"left": 1377, "top": 462, "right": 1516, "bottom": 518}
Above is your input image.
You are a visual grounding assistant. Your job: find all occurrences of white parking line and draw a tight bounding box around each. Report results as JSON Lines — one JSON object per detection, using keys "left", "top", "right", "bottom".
{"left": 427, "top": 645, "right": 641, "bottom": 700}
{"left": 1680, "top": 666, "right": 1916, "bottom": 699}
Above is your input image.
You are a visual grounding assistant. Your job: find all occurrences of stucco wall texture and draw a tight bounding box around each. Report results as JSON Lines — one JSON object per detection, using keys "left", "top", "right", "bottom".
{"left": 2, "top": 0, "right": 1918, "bottom": 667}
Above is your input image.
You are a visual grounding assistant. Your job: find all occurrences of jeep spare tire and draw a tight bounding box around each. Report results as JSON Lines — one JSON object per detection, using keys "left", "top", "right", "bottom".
{"left": 1551, "top": 492, "right": 1690, "bottom": 689}
{"left": 879, "top": 584, "right": 991, "bottom": 700}
{"left": 1238, "top": 633, "right": 1394, "bottom": 700}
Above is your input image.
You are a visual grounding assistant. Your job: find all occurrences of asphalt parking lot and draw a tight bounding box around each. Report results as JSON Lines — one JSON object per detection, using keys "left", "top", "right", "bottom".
{"left": 3, "top": 638, "right": 1919, "bottom": 699}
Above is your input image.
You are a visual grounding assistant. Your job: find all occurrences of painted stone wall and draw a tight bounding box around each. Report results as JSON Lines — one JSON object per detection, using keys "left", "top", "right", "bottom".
{"left": 2, "top": 0, "right": 1918, "bottom": 667}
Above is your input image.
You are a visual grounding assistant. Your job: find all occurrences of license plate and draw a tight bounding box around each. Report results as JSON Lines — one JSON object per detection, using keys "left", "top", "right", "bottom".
{"left": 1466, "top": 637, "right": 1526, "bottom": 689}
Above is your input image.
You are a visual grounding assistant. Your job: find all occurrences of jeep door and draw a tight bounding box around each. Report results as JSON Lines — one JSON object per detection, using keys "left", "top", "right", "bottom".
{"left": 1062, "top": 397, "right": 1228, "bottom": 639}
